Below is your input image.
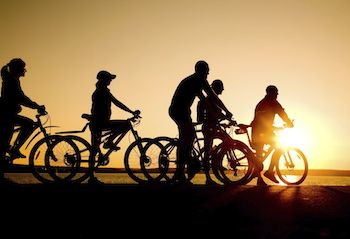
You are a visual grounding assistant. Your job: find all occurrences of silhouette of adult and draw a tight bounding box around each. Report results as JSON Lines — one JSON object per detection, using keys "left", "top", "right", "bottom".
{"left": 0, "top": 58, "right": 45, "bottom": 183}
{"left": 251, "top": 85, "right": 294, "bottom": 185}
{"left": 169, "top": 61, "right": 232, "bottom": 184}
{"left": 88, "top": 70, "right": 140, "bottom": 184}
{"left": 197, "top": 79, "right": 230, "bottom": 185}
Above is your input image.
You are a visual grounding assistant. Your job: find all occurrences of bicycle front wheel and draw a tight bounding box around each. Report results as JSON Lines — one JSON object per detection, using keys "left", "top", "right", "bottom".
{"left": 212, "top": 140, "right": 254, "bottom": 185}
{"left": 276, "top": 147, "right": 308, "bottom": 185}
{"left": 124, "top": 138, "right": 154, "bottom": 184}
{"left": 140, "top": 139, "right": 168, "bottom": 182}
{"left": 29, "top": 136, "right": 61, "bottom": 184}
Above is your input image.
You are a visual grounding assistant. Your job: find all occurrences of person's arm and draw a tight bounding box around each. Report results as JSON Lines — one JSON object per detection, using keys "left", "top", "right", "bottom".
{"left": 18, "top": 88, "right": 44, "bottom": 111}
{"left": 275, "top": 101, "right": 293, "bottom": 127}
{"left": 109, "top": 91, "right": 138, "bottom": 115}
{"left": 202, "top": 80, "right": 233, "bottom": 119}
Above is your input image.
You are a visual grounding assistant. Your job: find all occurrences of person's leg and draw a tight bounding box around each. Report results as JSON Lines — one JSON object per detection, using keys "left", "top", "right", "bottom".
{"left": 174, "top": 120, "right": 195, "bottom": 182}
{"left": 263, "top": 135, "right": 280, "bottom": 184}
{"left": 202, "top": 127, "right": 216, "bottom": 184}
{"left": 11, "top": 115, "right": 36, "bottom": 158}
{"left": 253, "top": 144, "right": 267, "bottom": 185}
{"left": 0, "top": 117, "right": 15, "bottom": 180}
{"left": 267, "top": 134, "right": 280, "bottom": 172}
{"left": 102, "top": 120, "right": 130, "bottom": 149}
{"left": 88, "top": 124, "right": 103, "bottom": 184}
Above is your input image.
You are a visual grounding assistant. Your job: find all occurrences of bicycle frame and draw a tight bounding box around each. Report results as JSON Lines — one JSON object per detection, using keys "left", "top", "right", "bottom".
{"left": 56, "top": 115, "right": 144, "bottom": 166}
{"left": 7, "top": 113, "right": 58, "bottom": 161}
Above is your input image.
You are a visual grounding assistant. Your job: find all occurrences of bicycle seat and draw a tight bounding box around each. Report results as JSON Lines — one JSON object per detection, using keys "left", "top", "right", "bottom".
{"left": 81, "top": 114, "right": 92, "bottom": 121}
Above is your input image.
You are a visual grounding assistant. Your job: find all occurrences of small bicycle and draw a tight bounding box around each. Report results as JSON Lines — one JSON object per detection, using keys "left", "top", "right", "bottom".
{"left": 52, "top": 113, "right": 163, "bottom": 184}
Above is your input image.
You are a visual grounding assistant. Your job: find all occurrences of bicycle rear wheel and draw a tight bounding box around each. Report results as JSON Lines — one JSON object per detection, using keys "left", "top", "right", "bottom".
{"left": 276, "top": 147, "right": 308, "bottom": 185}
{"left": 45, "top": 135, "right": 92, "bottom": 184}
{"left": 212, "top": 140, "right": 254, "bottom": 185}
{"left": 45, "top": 136, "right": 81, "bottom": 182}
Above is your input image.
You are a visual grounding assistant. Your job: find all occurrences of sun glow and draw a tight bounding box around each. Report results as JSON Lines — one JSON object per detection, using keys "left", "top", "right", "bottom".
{"left": 277, "top": 127, "right": 310, "bottom": 148}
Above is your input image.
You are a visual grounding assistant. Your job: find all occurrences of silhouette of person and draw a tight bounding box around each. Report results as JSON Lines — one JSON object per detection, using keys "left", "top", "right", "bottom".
{"left": 197, "top": 79, "right": 230, "bottom": 185}
{"left": 88, "top": 70, "right": 140, "bottom": 184}
{"left": 251, "top": 85, "right": 294, "bottom": 185}
{"left": 0, "top": 58, "right": 45, "bottom": 183}
{"left": 169, "top": 61, "right": 232, "bottom": 184}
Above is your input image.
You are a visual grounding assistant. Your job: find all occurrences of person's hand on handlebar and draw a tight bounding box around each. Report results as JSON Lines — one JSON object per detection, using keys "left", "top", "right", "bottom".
{"left": 37, "top": 105, "right": 47, "bottom": 115}
{"left": 133, "top": 110, "right": 141, "bottom": 117}
{"left": 284, "top": 119, "right": 294, "bottom": 128}
{"left": 225, "top": 111, "right": 233, "bottom": 120}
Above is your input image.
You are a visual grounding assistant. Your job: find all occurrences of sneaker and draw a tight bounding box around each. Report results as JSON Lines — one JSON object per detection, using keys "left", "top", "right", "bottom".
{"left": 170, "top": 173, "right": 192, "bottom": 186}
{"left": 88, "top": 176, "right": 105, "bottom": 185}
{"left": 205, "top": 179, "right": 219, "bottom": 186}
{"left": 10, "top": 148, "right": 26, "bottom": 160}
{"left": 263, "top": 171, "right": 279, "bottom": 184}
{"left": 103, "top": 141, "right": 120, "bottom": 151}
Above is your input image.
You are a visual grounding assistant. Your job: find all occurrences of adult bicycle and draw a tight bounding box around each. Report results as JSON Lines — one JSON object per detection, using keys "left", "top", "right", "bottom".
{"left": 222, "top": 123, "right": 308, "bottom": 185}
{"left": 147, "top": 119, "right": 255, "bottom": 185}
{"left": 53, "top": 113, "right": 163, "bottom": 184}
{"left": 2, "top": 110, "right": 80, "bottom": 184}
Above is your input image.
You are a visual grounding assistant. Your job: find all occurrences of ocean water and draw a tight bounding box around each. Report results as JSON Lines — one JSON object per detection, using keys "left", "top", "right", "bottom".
{"left": 5, "top": 173, "right": 350, "bottom": 186}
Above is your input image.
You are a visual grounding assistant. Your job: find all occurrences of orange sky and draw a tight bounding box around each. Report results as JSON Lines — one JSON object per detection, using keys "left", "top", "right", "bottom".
{"left": 1, "top": 0, "right": 350, "bottom": 170}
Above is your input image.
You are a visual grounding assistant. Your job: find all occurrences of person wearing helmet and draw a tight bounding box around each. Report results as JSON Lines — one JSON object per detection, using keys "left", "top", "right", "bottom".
{"left": 251, "top": 85, "right": 294, "bottom": 185}
{"left": 88, "top": 70, "right": 140, "bottom": 184}
{"left": 169, "top": 61, "right": 233, "bottom": 184}
{"left": 197, "top": 79, "right": 232, "bottom": 185}
{"left": 0, "top": 58, "right": 45, "bottom": 183}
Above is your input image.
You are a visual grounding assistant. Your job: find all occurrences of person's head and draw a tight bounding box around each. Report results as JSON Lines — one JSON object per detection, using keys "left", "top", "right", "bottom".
{"left": 96, "top": 70, "right": 116, "bottom": 86}
{"left": 195, "top": 60, "right": 209, "bottom": 77}
{"left": 266, "top": 85, "right": 278, "bottom": 99}
{"left": 8, "top": 58, "right": 26, "bottom": 77}
{"left": 211, "top": 79, "right": 224, "bottom": 95}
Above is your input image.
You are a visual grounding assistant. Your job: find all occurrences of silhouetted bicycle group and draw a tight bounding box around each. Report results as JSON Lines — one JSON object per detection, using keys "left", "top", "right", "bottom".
{"left": 19, "top": 111, "right": 307, "bottom": 186}
{"left": 1, "top": 58, "right": 308, "bottom": 185}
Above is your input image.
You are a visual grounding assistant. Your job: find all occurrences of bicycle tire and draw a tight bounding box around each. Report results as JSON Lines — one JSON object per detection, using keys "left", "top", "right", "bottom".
{"left": 156, "top": 138, "right": 202, "bottom": 183}
{"left": 212, "top": 140, "right": 254, "bottom": 185}
{"left": 45, "top": 136, "right": 93, "bottom": 184}
{"left": 276, "top": 147, "right": 308, "bottom": 185}
{"left": 139, "top": 139, "right": 167, "bottom": 182}
{"left": 158, "top": 139, "right": 178, "bottom": 182}
{"left": 66, "top": 135, "right": 94, "bottom": 183}
{"left": 29, "top": 136, "right": 61, "bottom": 184}
{"left": 124, "top": 138, "right": 154, "bottom": 184}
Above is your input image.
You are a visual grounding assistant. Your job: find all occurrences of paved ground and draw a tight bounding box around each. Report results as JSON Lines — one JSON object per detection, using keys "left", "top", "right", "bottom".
{"left": 1, "top": 184, "right": 349, "bottom": 239}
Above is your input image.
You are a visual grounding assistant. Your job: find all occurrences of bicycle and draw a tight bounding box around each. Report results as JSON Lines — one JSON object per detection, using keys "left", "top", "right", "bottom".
{"left": 147, "top": 118, "right": 255, "bottom": 185}
{"left": 53, "top": 113, "right": 164, "bottom": 184}
{"left": 222, "top": 123, "right": 309, "bottom": 185}
{"left": 3, "top": 110, "right": 80, "bottom": 184}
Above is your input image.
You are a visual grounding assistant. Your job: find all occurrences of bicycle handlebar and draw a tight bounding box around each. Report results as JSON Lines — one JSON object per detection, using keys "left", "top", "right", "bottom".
{"left": 36, "top": 111, "right": 48, "bottom": 118}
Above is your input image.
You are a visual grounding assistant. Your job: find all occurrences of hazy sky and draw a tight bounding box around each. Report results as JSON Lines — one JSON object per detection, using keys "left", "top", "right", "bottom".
{"left": 1, "top": 0, "right": 350, "bottom": 170}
